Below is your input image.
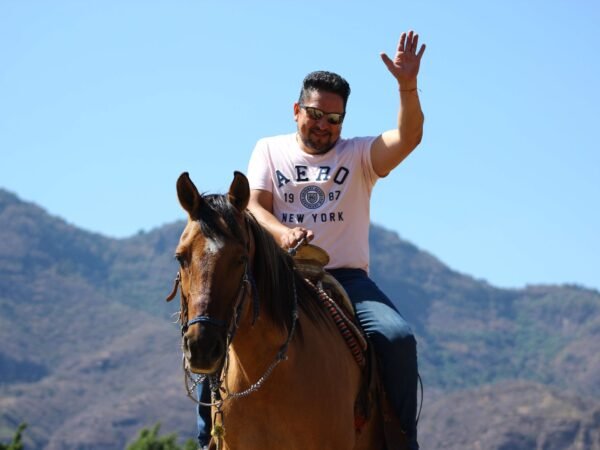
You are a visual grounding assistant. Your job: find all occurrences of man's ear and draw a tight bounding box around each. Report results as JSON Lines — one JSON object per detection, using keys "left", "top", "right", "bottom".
{"left": 293, "top": 102, "right": 300, "bottom": 122}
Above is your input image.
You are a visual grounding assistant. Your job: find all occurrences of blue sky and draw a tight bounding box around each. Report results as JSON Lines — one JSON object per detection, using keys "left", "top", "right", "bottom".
{"left": 1, "top": 1, "right": 599, "bottom": 291}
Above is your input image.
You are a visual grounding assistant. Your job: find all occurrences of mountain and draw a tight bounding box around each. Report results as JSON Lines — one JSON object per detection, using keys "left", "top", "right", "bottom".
{"left": 1, "top": 188, "right": 599, "bottom": 449}
{"left": 0, "top": 190, "right": 190, "bottom": 449}
{"left": 420, "top": 380, "right": 600, "bottom": 449}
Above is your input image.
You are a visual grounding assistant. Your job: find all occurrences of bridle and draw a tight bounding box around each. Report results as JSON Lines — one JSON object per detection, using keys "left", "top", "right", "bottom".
{"left": 173, "top": 260, "right": 259, "bottom": 337}
{"left": 166, "top": 217, "right": 300, "bottom": 449}
{"left": 167, "top": 217, "right": 261, "bottom": 337}
{"left": 166, "top": 215, "right": 299, "bottom": 406}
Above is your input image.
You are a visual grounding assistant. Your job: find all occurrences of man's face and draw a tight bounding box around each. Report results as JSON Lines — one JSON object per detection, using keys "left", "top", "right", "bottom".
{"left": 294, "top": 90, "right": 345, "bottom": 155}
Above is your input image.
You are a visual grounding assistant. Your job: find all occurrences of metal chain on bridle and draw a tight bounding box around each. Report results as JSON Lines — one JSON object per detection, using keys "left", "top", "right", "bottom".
{"left": 181, "top": 270, "right": 299, "bottom": 406}
{"left": 172, "top": 224, "right": 301, "bottom": 449}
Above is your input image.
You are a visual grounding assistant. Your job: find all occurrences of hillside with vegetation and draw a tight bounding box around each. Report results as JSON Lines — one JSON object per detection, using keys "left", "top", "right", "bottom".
{"left": 1, "top": 188, "right": 599, "bottom": 449}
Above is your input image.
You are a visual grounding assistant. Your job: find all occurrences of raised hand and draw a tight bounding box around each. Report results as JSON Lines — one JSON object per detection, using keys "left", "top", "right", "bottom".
{"left": 380, "top": 30, "right": 426, "bottom": 87}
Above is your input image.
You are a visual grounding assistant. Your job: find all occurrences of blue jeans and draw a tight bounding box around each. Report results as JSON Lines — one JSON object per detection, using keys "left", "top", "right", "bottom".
{"left": 328, "top": 268, "right": 419, "bottom": 449}
{"left": 196, "top": 381, "right": 211, "bottom": 447}
{"left": 196, "top": 269, "right": 419, "bottom": 448}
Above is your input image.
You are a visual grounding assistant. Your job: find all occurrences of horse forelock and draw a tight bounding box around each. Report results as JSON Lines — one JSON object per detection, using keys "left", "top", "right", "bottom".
{"left": 196, "top": 194, "right": 245, "bottom": 244}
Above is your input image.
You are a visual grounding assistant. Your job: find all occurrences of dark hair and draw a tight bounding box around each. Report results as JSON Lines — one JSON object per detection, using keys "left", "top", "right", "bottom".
{"left": 298, "top": 71, "right": 351, "bottom": 109}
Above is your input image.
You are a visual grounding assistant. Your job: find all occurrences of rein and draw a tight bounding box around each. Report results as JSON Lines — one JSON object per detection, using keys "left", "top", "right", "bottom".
{"left": 167, "top": 218, "right": 303, "bottom": 449}
{"left": 167, "top": 217, "right": 300, "bottom": 407}
{"left": 182, "top": 271, "right": 299, "bottom": 406}
{"left": 180, "top": 259, "right": 299, "bottom": 450}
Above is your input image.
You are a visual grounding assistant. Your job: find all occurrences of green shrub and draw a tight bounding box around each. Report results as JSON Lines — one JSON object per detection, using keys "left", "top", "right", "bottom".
{"left": 126, "top": 423, "right": 196, "bottom": 450}
{"left": 0, "top": 423, "right": 26, "bottom": 450}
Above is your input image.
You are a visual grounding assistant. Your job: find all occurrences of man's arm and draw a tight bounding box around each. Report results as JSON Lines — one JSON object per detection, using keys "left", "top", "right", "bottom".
{"left": 371, "top": 30, "right": 426, "bottom": 178}
{"left": 248, "top": 189, "right": 314, "bottom": 249}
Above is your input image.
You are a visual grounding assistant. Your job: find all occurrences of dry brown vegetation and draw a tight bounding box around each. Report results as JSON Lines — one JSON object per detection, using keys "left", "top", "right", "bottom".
{"left": 1, "top": 189, "right": 599, "bottom": 450}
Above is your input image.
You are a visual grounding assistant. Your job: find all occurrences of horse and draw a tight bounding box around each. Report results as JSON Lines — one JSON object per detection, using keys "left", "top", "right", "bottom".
{"left": 167, "top": 171, "right": 385, "bottom": 450}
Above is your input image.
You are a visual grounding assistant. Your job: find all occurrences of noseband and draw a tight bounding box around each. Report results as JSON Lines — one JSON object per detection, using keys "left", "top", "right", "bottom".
{"left": 165, "top": 215, "right": 260, "bottom": 336}
{"left": 166, "top": 215, "right": 300, "bottom": 450}
{"left": 166, "top": 260, "right": 260, "bottom": 337}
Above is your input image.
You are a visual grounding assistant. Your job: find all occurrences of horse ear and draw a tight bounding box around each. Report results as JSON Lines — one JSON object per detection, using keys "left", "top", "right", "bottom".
{"left": 228, "top": 171, "right": 250, "bottom": 212}
{"left": 177, "top": 172, "right": 203, "bottom": 217}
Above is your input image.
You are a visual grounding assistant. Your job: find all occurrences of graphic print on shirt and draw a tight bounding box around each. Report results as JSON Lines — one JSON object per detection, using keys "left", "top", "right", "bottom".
{"left": 299, "top": 185, "right": 325, "bottom": 209}
{"left": 276, "top": 164, "right": 350, "bottom": 225}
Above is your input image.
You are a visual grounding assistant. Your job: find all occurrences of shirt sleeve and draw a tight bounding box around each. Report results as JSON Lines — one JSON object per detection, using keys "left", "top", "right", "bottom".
{"left": 358, "top": 136, "right": 379, "bottom": 188}
{"left": 247, "top": 138, "right": 273, "bottom": 193}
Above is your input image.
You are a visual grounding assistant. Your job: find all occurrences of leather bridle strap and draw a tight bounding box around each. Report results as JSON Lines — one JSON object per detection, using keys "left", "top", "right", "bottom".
{"left": 173, "top": 216, "right": 259, "bottom": 334}
{"left": 187, "top": 315, "right": 228, "bottom": 329}
{"left": 182, "top": 262, "right": 257, "bottom": 335}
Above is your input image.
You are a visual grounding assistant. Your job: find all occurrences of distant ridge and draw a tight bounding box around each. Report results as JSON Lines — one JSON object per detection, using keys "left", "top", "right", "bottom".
{"left": 1, "top": 188, "right": 599, "bottom": 449}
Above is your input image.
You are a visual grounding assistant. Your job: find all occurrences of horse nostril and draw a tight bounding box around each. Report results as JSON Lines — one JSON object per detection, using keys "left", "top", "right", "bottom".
{"left": 208, "top": 339, "right": 223, "bottom": 361}
{"left": 182, "top": 335, "right": 191, "bottom": 355}
{"left": 182, "top": 327, "right": 226, "bottom": 372}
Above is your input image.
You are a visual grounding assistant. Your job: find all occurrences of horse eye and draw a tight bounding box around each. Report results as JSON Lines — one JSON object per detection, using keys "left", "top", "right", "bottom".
{"left": 174, "top": 253, "right": 186, "bottom": 267}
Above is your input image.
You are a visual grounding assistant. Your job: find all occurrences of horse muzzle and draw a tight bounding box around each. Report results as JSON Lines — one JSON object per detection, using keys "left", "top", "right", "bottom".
{"left": 182, "top": 324, "right": 226, "bottom": 374}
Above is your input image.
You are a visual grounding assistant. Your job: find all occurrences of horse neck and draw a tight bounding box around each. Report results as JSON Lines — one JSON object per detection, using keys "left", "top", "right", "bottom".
{"left": 225, "top": 218, "right": 299, "bottom": 383}
{"left": 226, "top": 302, "right": 291, "bottom": 387}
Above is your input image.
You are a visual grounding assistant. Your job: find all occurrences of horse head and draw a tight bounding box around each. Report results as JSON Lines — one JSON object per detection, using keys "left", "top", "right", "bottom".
{"left": 170, "top": 171, "right": 251, "bottom": 374}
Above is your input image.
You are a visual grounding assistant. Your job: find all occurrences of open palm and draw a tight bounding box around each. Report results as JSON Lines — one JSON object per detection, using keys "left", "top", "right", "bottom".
{"left": 381, "top": 30, "right": 426, "bottom": 85}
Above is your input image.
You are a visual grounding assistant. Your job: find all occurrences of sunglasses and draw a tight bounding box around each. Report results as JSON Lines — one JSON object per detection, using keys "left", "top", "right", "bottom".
{"left": 299, "top": 105, "right": 345, "bottom": 125}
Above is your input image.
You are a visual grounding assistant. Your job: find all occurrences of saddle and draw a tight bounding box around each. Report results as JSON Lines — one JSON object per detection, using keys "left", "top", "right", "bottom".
{"left": 292, "top": 244, "right": 355, "bottom": 317}
{"left": 293, "top": 245, "right": 412, "bottom": 450}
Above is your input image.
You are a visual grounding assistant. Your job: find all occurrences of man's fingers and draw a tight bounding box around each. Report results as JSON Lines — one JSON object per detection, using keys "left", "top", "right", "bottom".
{"left": 417, "top": 43, "right": 426, "bottom": 59}
{"left": 397, "top": 32, "right": 407, "bottom": 52}
{"left": 292, "top": 227, "right": 312, "bottom": 244}
{"left": 380, "top": 52, "right": 395, "bottom": 72}
{"left": 405, "top": 30, "right": 415, "bottom": 52}
{"left": 411, "top": 34, "right": 419, "bottom": 53}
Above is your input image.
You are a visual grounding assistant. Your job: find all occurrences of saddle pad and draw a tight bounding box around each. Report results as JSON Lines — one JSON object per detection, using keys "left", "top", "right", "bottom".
{"left": 293, "top": 244, "right": 354, "bottom": 317}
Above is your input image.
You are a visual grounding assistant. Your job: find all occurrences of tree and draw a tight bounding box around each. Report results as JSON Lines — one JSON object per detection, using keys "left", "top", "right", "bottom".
{"left": 0, "top": 423, "right": 26, "bottom": 450}
{"left": 126, "top": 423, "right": 196, "bottom": 450}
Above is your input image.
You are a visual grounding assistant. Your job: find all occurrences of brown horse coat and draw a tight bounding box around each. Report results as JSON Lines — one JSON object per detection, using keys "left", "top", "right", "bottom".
{"left": 171, "top": 172, "right": 384, "bottom": 450}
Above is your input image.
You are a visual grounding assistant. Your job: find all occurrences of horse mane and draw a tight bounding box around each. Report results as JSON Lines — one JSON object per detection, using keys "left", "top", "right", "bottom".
{"left": 198, "top": 194, "right": 328, "bottom": 334}
{"left": 245, "top": 211, "right": 329, "bottom": 332}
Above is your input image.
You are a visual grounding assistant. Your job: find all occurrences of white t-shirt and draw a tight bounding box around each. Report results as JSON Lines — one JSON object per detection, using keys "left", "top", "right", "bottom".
{"left": 247, "top": 133, "right": 379, "bottom": 271}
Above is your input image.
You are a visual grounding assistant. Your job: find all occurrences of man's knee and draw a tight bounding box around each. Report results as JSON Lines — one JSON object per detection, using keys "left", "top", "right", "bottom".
{"left": 372, "top": 327, "right": 416, "bottom": 359}
{"left": 394, "top": 332, "right": 417, "bottom": 361}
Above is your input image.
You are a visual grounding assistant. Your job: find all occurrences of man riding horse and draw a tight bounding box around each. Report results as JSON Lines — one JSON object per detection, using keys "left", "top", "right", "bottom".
{"left": 193, "top": 30, "right": 426, "bottom": 450}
